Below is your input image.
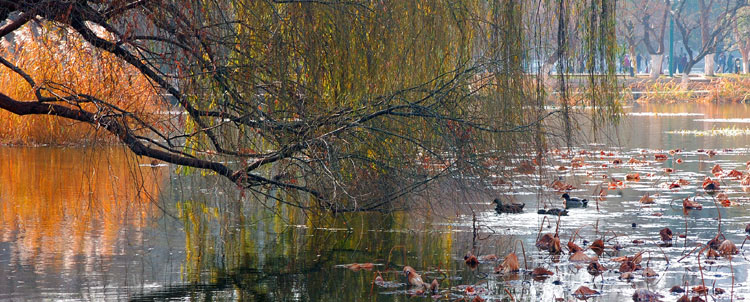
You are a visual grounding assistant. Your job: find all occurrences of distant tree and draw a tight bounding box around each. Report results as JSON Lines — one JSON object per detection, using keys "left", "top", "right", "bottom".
{"left": 734, "top": 5, "right": 750, "bottom": 73}
{"left": 0, "top": 1, "right": 620, "bottom": 212}
{"left": 673, "top": 0, "right": 745, "bottom": 79}
{"left": 621, "top": 0, "right": 672, "bottom": 79}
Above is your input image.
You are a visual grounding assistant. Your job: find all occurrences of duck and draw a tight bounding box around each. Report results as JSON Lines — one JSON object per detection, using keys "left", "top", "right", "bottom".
{"left": 403, "top": 266, "right": 427, "bottom": 289}
{"left": 538, "top": 208, "right": 568, "bottom": 216}
{"left": 562, "top": 193, "right": 587, "bottom": 208}
{"left": 492, "top": 198, "right": 525, "bottom": 214}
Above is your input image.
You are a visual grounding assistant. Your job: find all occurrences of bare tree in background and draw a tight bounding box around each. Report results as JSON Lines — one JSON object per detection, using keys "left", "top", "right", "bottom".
{"left": 673, "top": 0, "right": 745, "bottom": 80}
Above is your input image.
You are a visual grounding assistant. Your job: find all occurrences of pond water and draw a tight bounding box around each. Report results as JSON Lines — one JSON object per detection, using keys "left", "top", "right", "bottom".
{"left": 3, "top": 102, "right": 750, "bottom": 301}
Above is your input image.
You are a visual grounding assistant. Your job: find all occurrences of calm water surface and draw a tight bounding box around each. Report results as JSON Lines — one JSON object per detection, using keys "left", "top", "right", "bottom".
{"left": 3, "top": 103, "right": 750, "bottom": 301}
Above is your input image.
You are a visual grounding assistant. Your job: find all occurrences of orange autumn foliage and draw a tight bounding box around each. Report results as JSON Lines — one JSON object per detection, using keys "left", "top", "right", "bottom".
{"left": 0, "top": 24, "right": 164, "bottom": 145}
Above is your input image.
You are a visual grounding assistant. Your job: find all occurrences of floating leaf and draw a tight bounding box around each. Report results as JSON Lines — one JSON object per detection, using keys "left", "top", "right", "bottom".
{"left": 642, "top": 267, "right": 658, "bottom": 278}
{"left": 619, "top": 261, "right": 637, "bottom": 273}
{"left": 711, "top": 164, "right": 723, "bottom": 175}
{"left": 590, "top": 239, "right": 605, "bottom": 256}
{"left": 587, "top": 261, "right": 607, "bottom": 276}
{"left": 692, "top": 285, "right": 708, "bottom": 294}
{"left": 573, "top": 286, "right": 599, "bottom": 300}
{"left": 567, "top": 241, "right": 583, "bottom": 253}
{"left": 718, "top": 240, "right": 738, "bottom": 257}
{"left": 706, "top": 248, "right": 720, "bottom": 259}
{"left": 536, "top": 233, "right": 555, "bottom": 250}
{"left": 531, "top": 267, "right": 554, "bottom": 279}
{"left": 570, "top": 251, "right": 593, "bottom": 263}
{"left": 498, "top": 252, "right": 520, "bottom": 273}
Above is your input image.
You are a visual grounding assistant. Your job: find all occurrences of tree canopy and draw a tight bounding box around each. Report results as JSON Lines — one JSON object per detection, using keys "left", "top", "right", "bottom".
{"left": 0, "top": 0, "right": 620, "bottom": 212}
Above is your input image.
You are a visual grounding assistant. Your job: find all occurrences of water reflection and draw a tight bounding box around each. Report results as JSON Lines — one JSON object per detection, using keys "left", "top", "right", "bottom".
{"left": 4, "top": 103, "right": 750, "bottom": 301}
{"left": 0, "top": 147, "right": 169, "bottom": 300}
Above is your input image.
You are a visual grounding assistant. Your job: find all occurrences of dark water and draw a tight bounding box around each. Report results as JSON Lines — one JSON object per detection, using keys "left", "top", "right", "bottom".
{"left": 3, "top": 103, "right": 750, "bottom": 301}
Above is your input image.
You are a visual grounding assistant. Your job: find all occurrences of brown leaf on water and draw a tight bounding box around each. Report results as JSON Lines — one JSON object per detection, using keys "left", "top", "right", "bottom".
{"left": 620, "top": 272, "right": 634, "bottom": 280}
{"left": 676, "top": 295, "right": 690, "bottom": 302}
{"left": 702, "top": 177, "right": 719, "bottom": 191}
{"left": 570, "top": 251, "right": 593, "bottom": 263}
{"left": 590, "top": 239, "right": 605, "bottom": 256}
{"left": 707, "top": 235, "right": 724, "bottom": 249}
{"left": 536, "top": 233, "right": 554, "bottom": 250}
{"left": 628, "top": 157, "right": 644, "bottom": 164}
{"left": 567, "top": 241, "right": 583, "bottom": 253}
{"left": 626, "top": 173, "right": 641, "bottom": 181}
{"left": 479, "top": 254, "right": 498, "bottom": 261}
{"left": 692, "top": 285, "right": 709, "bottom": 294}
{"left": 683, "top": 198, "right": 703, "bottom": 210}
{"left": 531, "top": 267, "right": 554, "bottom": 279}
{"left": 718, "top": 240, "right": 738, "bottom": 257}
{"left": 706, "top": 248, "right": 720, "bottom": 259}
{"left": 587, "top": 261, "right": 607, "bottom": 276}
{"left": 640, "top": 194, "right": 654, "bottom": 204}
{"left": 619, "top": 261, "right": 637, "bottom": 273}
{"left": 612, "top": 256, "right": 629, "bottom": 262}
{"left": 642, "top": 267, "right": 658, "bottom": 278}
{"left": 499, "top": 252, "right": 520, "bottom": 273}
{"left": 714, "top": 287, "right": 725, "bottom": 295}
{"left": 551, "top": 180, "right": 576, "bottom": 191}
{"left": 711, "top": 164, "right": 723, "bottom": 175}
{"left": 573, "top": 286, "right": 599, "bottom": 300}
{"left": 659, "top": 227, "right": 673, "bottom": 241}
{"left": 716, "top": 192, "right": 730, "bottom": 204}
{"left": 728, "top": 169, "right": 743, "bottom": 178}
{"left": 550, "top": 235, "right": 563, "bottom": 254}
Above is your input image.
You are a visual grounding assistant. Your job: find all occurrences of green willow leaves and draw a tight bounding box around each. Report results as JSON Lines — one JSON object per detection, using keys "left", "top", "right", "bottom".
{"left": 0, "top": 0, "right": 620, "bottom": 212}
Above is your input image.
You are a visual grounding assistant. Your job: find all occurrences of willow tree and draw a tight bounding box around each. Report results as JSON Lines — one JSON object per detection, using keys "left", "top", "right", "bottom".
{"left": 0, "top": 0, "right": 620, "bottom": 212}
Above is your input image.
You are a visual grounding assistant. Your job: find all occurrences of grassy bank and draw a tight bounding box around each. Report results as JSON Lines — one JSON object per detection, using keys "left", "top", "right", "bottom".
{"left": 625, "top": 74, "right": 750, "bottom": 103}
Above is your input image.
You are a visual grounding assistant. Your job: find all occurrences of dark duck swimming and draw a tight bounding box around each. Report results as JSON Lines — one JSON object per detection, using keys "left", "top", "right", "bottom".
{"left": 493, "top": 198, "right": 524, "bottom": 214}
{"left": 537, "top": 208, "right": 568, "bottom": 216}
{"left": 562, "top": 193, "right": 587, "bottom": 208}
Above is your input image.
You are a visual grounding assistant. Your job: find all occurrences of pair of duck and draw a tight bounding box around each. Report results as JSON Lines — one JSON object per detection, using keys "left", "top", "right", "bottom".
{"left": 494, "top": 193, "right": 586, "bottom": 216}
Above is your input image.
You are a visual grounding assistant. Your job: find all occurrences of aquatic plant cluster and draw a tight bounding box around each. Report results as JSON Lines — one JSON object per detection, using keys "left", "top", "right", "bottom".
{"left": 341, "top": 146, "right": 750, "bottom": 301}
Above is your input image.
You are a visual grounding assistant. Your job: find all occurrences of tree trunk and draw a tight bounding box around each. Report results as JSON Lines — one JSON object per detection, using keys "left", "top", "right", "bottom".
{"left": 650, "top": 54, "right": 663, "bottom": 79}
{"left": 743, "top": 50, "right": 749, "bottom": 74}
{"left": 681, "top": 72, "right": 690, "bottom": 87}
{"left": 704, "top": 53, "right": 715, "bottom": 77}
